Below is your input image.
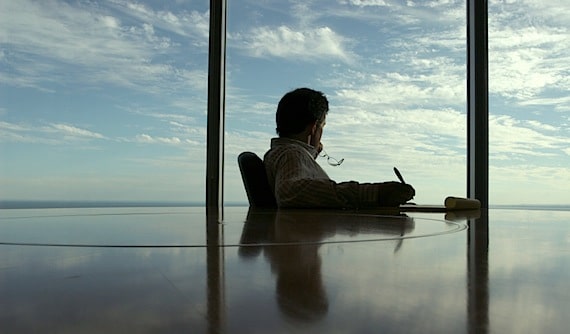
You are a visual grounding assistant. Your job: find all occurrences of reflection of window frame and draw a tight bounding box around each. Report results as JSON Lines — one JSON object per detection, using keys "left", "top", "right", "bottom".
{"left": 206, "top": 0, "right": 489, "bottom": 210}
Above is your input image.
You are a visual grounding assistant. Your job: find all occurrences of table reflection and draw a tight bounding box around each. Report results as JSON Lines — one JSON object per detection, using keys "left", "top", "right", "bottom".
{"left": 238, "top": 209, "right": 415, "bottom": 324}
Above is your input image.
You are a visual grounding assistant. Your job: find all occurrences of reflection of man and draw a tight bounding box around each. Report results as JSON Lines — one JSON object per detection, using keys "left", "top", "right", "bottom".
{"left": 269, "top": 241, "right": 328, "bottom": 322}
{"left": 264, "top": 87, "right": 415, "bottom": 209}
{"left": 238, "top": 209, "right": 415, "bottom": 324}
{"left": 267, "top": 212, "right": 331, "bottom": 322}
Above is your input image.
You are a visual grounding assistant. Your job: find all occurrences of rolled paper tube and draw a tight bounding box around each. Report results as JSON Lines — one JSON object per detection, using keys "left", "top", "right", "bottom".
{"left": 444, "top": 196, "right": 481, "bottom": 210}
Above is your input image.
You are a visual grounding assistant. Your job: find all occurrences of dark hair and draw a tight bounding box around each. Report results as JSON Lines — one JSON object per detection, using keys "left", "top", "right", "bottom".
{"left": 276, "top": 88, "right": 329, "bottom": 136}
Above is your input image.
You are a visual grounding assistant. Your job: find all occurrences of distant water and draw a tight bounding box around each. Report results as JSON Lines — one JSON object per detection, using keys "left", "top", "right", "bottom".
{"left": 0, "top": 200, "right": 568, "bottom": 211}
{"left": 490, "top": 204, "right": 570, "bottom": 212}
{"left": 0, "top": 200, "right": 248, "bottom": 209}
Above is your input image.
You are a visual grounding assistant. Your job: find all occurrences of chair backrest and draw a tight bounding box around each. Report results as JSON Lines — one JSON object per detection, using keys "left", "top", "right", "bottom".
{"left": 238, "top": 152, "right": 277, "bottom": 208}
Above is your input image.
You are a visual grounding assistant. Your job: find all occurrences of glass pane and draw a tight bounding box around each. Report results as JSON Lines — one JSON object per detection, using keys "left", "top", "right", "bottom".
{"left": 226, "top": 0, "right": 467, "bottom": 206}
{"left": 489, "top": 1, "right": 570, "bottom": 205}
{"left": 1, "top": 1, "right": 209, "bottom": 206}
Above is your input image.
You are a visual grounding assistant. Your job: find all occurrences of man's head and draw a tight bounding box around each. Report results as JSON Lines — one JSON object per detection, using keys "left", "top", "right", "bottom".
{"left": 276, "top": 88, "right": 329, "bottom": 137}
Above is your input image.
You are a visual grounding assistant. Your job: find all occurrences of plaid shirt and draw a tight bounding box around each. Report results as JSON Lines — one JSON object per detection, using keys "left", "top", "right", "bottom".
{"left": 263, "top": 137, "right": 383, "bottom": 208}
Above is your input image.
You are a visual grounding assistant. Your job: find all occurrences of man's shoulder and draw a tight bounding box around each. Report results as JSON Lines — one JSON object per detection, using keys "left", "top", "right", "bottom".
{"left": 265, "top": 139, "right": 308, "bottom": 160}
{"left": 264, "top": 144, "right": 297, "bottom": 165}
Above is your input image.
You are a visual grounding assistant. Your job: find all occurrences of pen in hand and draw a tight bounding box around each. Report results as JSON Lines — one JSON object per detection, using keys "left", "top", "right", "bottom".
{"left": 394, "top": 167, "right": 415, "bottom": 204}
{"left": 393, "top": 167, "right": 406, "bottom": 184}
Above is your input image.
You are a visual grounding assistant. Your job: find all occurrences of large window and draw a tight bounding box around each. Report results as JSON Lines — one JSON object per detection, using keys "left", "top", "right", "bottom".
{"left": 488, "top": 0, "right": 570, "bottom": 205}
{"left": 2, "top": 1, "right": 568, "bottom": 206}
{"left": 1, "top": 1, "right": 209, "bottom": 204}
{"left": 225, "top": 0, "right": 467, "bottom": 205}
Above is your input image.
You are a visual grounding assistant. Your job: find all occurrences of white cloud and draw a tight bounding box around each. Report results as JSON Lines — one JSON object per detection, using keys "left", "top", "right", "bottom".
{"left": 489, "top": 115, "right": 570, "bottom": 157}
{"left": 134, "top": 134, "right": 198, "bottom": 145}
{"left": 340, "top": 0, "right": 390, "bottom": 6}
{"left": 0, "top": 122, "right": 40, "bottom": 143}
{"left": 0, "top": 121, "right": 28, "bottom": 132}
{"left": 109, "top": 0, "right": 210, "bottom": 43}
{"left": 50, "top": 123, "right": 106, "bottom": 139}
{"left": 488, "top": 3, "right": 570, "bottom": 103}
{"left": 0, "top": 121, "right": 106, "bottom": 144}
{"left": 525, "top": 120, "right": 558, "bottom": 132}
{"left": 518, "top": 95, "right": 570, "bottom": 112}
{"left": 0, "top": 0, "right": 207, "bottom": 93}
{"left": 333, "top": 68, "right": 464, "bottom": 109}
{"left": 334, "top": 0, "right": 463, "bottom": 25}
{"left": 239, "top": 25, "right": 354, "bottom": 62}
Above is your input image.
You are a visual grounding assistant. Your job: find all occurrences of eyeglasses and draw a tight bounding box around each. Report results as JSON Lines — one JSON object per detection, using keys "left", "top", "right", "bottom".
{"left": 320, "top": 149, "right": 344, "bottom": 167}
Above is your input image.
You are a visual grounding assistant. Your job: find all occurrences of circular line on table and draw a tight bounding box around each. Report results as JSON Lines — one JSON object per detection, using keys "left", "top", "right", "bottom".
{"left": 0, "top": 220, "right": 467, "bottom": 248}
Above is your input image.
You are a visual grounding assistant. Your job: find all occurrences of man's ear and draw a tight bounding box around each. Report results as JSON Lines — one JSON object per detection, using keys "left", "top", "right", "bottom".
{"left": 309, "top": 121, "right": 318, "bottom": 135}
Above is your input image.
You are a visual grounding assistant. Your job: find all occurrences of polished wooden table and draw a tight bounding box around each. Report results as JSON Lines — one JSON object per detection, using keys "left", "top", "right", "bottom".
{"left": 0, "top": 207, "right": 568, "bottom": 333}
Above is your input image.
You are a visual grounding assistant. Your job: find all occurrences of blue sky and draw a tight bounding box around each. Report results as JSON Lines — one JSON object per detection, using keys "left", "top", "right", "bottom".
{"left": 1, "top": 0, "right": 569, "bottom": 205}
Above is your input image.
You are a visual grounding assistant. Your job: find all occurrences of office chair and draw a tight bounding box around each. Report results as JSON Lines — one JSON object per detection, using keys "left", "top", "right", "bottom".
{"left": 237, "top": 152, "right": 277, "bottom": 208}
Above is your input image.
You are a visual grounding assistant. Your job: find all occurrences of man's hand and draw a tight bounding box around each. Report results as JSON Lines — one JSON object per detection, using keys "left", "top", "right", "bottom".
{"left": 316, "top": 142, "right": 323, "bottom": 154}
{"left": 377, "top": 182, "right": 416, "bottom": 207}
